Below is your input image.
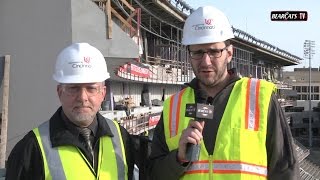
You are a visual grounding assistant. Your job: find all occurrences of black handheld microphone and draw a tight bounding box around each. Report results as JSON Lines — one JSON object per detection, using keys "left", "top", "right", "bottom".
{"left": 184, "top": 90, "right": 214, "bottom": 162}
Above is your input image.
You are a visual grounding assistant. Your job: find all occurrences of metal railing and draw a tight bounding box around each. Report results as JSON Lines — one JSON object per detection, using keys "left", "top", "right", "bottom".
{"left": 118, "top": 112, "right": 160, "bottom": 135}
{"left": 116, "top": 57, "right": 193, "bottom": 84}
{"left": 294, "top": 139, "right": 310, "bottom": 163}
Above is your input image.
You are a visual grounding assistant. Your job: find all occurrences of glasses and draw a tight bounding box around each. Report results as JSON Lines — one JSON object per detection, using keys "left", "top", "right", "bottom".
{"left": 189, "top": 46, "right": 229, "bottom": 60}
{"left": 61, "top": 84, "right": 103, "bottom": 97}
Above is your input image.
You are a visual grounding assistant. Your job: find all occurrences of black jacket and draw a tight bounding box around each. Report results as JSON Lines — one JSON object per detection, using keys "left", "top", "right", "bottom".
{"left": 149, "top": 77, "right": 299, "bottom": 180}
{"left": 5, "top": 107, "right": 135, "bottom": 180}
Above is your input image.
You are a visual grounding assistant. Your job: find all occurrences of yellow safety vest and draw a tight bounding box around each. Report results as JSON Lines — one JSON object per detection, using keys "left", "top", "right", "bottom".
{"left": 33, "top": 119, "right": 128, "bottom": 180}
{"left": 163, "top": 78, "right": 276, "bottom": 180}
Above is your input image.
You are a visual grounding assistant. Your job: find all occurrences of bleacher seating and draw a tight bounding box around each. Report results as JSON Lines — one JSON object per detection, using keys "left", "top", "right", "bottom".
{"left": 295, "top": 139, "right": 320, "bottom": 179}
{"left": 300, "top": 159, "right": 320, "bottom": 179}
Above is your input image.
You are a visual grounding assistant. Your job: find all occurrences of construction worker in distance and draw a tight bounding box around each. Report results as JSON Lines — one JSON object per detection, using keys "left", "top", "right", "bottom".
{"left": 149, "top": 6, "right": 299, "bottom": 180}
{"left": 6, "top": 43, "right": 135, "bottom": 179}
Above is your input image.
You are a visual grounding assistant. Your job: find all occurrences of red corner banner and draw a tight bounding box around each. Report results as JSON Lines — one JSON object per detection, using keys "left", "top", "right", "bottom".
{"left": 128, "top": 63, "right": 151, "bottom": 78}
{"left": 149, "top": 114, "right": 160, "bottom": 127}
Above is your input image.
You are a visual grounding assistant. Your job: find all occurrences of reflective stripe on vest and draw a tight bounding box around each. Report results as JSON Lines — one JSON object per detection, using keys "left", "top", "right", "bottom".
{"left": 169, "top": 88, "right": 186, "bottom": 137}
{"left": 105, "top": 119, "right": 127, "bottom": 180}
{"left": 38, "top": 121, "right": 66, "bottom": 179}
{"left": 163, "top": 87, "right": 194, "bottom": 150}
{"left": 246, "top": 78, "right": 261, "bottom": 131}
{"left": 33, "top": 119, "right": 127, "bottom": 180}
{"left": 186, "top": 160, "right": 267, "bottom": 177}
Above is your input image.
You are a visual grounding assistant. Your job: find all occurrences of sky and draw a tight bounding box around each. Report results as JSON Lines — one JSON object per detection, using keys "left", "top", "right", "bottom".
{"left": 184, "top": 0, "right": 320, "bottom": 71}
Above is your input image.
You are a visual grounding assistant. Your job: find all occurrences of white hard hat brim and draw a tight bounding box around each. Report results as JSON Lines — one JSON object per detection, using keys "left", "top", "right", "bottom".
{"left": 53, "top": 73, "right": 110, "bottom": 84}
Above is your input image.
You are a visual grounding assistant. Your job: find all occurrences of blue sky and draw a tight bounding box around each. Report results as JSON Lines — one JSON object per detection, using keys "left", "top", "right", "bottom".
{"left": 184, "top": 0, "right": 320, "bottom": 71}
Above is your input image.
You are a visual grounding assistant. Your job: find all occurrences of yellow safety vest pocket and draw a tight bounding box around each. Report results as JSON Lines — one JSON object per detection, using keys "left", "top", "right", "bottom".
{"left": 232, "top": 128, "right": 267, "bottom": 166}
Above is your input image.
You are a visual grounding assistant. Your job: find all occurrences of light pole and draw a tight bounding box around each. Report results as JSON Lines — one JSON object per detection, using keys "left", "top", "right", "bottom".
{"left": 303, "top": 40, "right": 315, "bottom": 148}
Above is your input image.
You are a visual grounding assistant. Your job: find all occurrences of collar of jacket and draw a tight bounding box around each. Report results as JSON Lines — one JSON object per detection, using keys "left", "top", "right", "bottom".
{"left": 49, "top": 107, "right": 114, "bottom": 148}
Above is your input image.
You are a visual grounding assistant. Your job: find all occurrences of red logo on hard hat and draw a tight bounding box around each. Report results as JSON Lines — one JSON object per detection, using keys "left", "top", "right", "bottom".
{"left": 83, "top": 57, "right": 91, "bottom": 63}
{"left": 204, "top": 19, "right": 213, "bottom": 25}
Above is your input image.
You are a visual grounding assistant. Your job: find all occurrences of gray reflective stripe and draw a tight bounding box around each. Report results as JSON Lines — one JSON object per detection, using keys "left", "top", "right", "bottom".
{"left": 186, "top": 162, "right": 267, "bottom": 176}
{"left": 170, "top": 92, "right": 180, "bottom": 137}
{"left": 187, "top": 162, "right": 209, "bottom": 172}
{"left": 38, "top": 121, "right": 66, "bottom": 180}
{"left": 105, "top": 119, "right": 126, "bottom": 180}
{"left": 248, "top": 78, "right": 258, "bottom": 130}
{"left": 214, "top": 162, "right": 267, "bottom": 176}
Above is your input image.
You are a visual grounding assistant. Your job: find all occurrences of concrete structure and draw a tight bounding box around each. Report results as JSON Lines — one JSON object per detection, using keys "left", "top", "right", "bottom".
{"left": 296, "top": 100, "right": 320, "bottom": 111}
{"left": 283, "top": 68, "right": 320, "bottom": 111}
{"left": 284, "top": 68, "right": 320, "bottom": 102}
{"left": 0, "top": 0, "right": 139, "bottom": 157}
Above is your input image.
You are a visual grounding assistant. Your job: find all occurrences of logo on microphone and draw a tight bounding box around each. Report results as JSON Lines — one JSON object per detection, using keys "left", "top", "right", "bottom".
{"left": 196, "top": 104, "right": 214, "bottom": 119}
{"left": 197, "top": 106, "right": 213, "bottom": 117}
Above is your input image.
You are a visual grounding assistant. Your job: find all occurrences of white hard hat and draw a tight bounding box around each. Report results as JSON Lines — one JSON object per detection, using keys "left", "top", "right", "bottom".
{"left": 182, "top": 6, "right": 234, "bottom": 45}
{"left": 53, "top": 43, "right": 110, "bottom": 83}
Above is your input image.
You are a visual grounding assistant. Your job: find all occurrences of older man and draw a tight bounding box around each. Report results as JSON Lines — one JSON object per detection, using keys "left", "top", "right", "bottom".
{"left": 6, "top": 43, "right": 135, "bottom": 180}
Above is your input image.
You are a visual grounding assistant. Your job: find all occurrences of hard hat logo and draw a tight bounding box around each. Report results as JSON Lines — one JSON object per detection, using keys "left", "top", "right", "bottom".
{"left": 83, "top": 56, "right": 91, "bottom": 63}
{"left": 53, "top": 43, "right": 110, "bottom": 84}
{"left": 204, "top": 19, "right": 213, "bottom": 25}
{"left": 70, "top": 62, "right": 92, "bottom": 69}
{"left": 193, "top": 24, "right": 215, "bottom": 31}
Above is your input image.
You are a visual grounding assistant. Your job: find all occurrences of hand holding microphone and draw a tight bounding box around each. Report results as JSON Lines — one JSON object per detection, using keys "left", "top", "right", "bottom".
{"left": 177, "top": 120, "right": 205, "bottom": 163}
{"left": 178, "top": 90, "right": 214, "bottom": 162}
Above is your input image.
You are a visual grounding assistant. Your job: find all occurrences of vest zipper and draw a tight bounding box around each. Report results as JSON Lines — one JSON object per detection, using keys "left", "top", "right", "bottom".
{"left": 209, "top": 155, "right": 213, "bottom": 180}
{"left": 77, "top": 148, "right": 96, "bottom": 175}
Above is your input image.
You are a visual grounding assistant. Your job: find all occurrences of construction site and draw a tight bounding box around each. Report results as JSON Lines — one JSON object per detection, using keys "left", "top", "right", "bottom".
{"left": 0, "top": 0, "right": 319, "bottom": 179}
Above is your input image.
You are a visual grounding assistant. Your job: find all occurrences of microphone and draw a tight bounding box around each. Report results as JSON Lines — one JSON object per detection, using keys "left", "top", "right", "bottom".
{"left": 184, "top": 90, "right": 214, "bottom": 162}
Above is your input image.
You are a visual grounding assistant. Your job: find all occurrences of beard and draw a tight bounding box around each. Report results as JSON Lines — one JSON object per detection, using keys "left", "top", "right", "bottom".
{"left": 64, "top": 106, "right": 96, "bottom": 126}
{"left": 192, "top": 58, "right": 228, "bottom": 88}
{"left": 71, "top": 112, "right": 95, "bottom": 123}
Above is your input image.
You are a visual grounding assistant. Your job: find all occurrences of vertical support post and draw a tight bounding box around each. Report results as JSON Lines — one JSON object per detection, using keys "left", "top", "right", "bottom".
{"left": 136, "top": 8, "right": 141, "bottom": 62}
{"left": 0, "top": 55, "right": 11, "bottom": 168}
{"left": 106, "top": 0, "right": 112, "bottom": 39}
{"left": 304, "top": 40, "right": 315, "bottom": 148}
{"left": 308, "top": 44, "right": 312, "bottom": 147}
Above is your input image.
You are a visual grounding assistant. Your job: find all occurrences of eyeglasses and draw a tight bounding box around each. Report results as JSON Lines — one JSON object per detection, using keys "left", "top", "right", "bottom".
{"left": 189, "top": 46, "right": 229, "bottom": 60}
{"left": 61, "top": 84, "right": 103, "bottom": 97}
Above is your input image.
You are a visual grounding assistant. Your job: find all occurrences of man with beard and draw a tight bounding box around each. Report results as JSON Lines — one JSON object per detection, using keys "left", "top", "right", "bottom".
{"left": 148, "top": 6, "right": 299, "bottom": 180}
{"left": 6, "top": 43, "right": 135, "bottom": 179}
